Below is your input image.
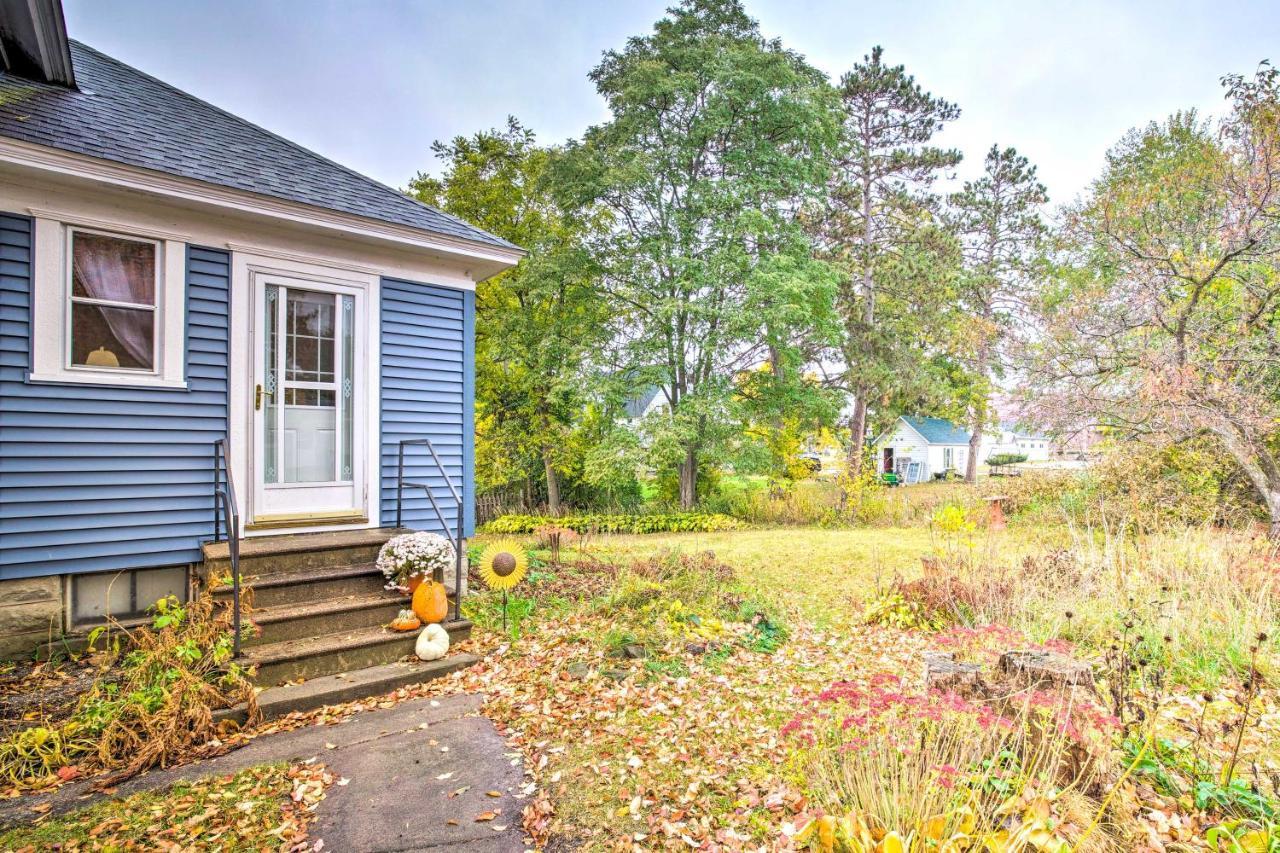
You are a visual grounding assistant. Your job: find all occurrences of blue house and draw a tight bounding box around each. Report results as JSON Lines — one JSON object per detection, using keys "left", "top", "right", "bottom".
{"left": 0, "top": 0, "right": 520, "bottom": 692}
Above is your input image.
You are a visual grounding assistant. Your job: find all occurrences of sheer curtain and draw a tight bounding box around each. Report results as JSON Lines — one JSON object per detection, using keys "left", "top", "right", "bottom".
{"left": 72, "top": 239, "right": 154, "bottom": 366}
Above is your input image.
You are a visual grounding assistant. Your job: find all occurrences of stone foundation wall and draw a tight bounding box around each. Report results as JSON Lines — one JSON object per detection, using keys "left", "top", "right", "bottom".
{"left": 0, "top": 577, "right": 63, "bottom": 659}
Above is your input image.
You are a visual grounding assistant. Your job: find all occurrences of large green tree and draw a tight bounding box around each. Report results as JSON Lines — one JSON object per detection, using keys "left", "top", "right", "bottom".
{"left": 1029, "top": 65, "right": 1280, "bottom": 535}
{"left": 556, "top": 0, "right": 841, "bottom": 508}
{"left": 948, "top": 145, "right": 1047, "bottom": 481}
{"left": 411, "top": 118, "right": 606, "bottom": 514}
{"left": 817, "top": 47, "right": 963, "bottom": 476}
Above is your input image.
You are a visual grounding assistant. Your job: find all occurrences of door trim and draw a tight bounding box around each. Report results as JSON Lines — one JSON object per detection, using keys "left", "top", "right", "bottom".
{"left": 229, "top": 250, "right": 381, "bottom": 537}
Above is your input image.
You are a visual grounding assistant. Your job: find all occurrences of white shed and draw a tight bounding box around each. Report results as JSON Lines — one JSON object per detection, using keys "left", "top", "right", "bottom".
{"left": 873, "top": 416, "right": 972, "bottom": 484}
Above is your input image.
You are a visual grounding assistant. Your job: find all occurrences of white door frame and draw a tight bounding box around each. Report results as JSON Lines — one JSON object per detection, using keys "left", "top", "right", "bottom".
{"left": 229, "top": 250, "right": 381, "bottom": 536}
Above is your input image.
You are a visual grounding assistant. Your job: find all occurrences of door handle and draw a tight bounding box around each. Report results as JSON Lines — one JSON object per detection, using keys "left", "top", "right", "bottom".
{"left": 255, "top": 384, "right": 264, "bottom": 411}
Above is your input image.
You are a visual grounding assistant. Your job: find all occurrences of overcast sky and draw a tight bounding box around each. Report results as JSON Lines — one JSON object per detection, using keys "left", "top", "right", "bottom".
{"left": 63, "top": 1, "right": 1276, "bottom": 209}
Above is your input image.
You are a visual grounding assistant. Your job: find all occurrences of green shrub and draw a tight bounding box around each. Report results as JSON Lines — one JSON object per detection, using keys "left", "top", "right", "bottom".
{"left": 480, "top": 511, "right": 743, "bottom": 535}
{"left": 654, "top": 467, "right": 722, "bottom": 507}
{"left": 985, "top": 452, "right": 1028, "bottom": 466}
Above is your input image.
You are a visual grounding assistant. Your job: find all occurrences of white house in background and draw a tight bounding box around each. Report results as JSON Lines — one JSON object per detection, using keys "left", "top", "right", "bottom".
{"left": 873, "top": 416, "right": 972, "bottom": 484}
{"left": 981, "top": 422, "right": 1052, "bottom": 463}
{"left": 622, "top": 385, "right": 666, "bottom": 428}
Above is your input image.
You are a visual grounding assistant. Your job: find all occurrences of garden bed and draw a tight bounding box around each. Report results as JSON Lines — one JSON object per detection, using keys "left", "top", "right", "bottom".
{"left": 0, "top": 660, "right": 105, "bottom": 739}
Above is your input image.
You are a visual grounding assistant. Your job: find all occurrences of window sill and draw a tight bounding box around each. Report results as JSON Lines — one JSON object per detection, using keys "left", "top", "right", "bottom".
{"left": 27, "top": 371, "right": 189, "bottom": 391}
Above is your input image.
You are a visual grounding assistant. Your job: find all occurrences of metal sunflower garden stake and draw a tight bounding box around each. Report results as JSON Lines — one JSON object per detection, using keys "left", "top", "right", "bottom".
{"left": 477, "top": 539, "right": 528, "bottom": 630}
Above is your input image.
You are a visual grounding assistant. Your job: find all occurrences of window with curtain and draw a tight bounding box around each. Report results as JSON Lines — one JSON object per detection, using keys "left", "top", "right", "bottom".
{"left": 68, "top": 229, "right": 160, "bottom": 371}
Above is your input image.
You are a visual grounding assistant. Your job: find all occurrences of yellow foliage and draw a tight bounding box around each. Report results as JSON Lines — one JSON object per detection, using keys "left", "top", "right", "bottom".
{"left": 795, "top": 792, "right": 1072, "bottom": 853}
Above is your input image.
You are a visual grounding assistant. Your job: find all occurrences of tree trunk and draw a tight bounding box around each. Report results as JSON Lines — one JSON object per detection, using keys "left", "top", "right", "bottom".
{"left": 966, "top": 328, "right": 994, "bottom": 483}
{"left": 845, "top": 170, "right": 876, "bottom": 481}
{"left": 1211, "top": 425, "right": 1280, "bottom": 541}
{"left": 1264, "top": 489, "right": 1280, "bottom": 542}
{"left": 847, "top": 394, "right": 868, "bottom": 478}
{"left": 678, "top": 445, "right": 698, "bottom": 510}
{"left": 965, "top": 420, "right": 982, "bottom": 483}
{"left": 542, "top": 448, "right": 561, "bottom": 517}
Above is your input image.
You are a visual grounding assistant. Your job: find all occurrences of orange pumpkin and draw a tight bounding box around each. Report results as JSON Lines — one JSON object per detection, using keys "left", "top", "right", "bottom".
{"left": 389, "top": 609, "right": 421, "bottom": 632}
{"left": 411, "top": 580, "right": 448, "bottom": 624}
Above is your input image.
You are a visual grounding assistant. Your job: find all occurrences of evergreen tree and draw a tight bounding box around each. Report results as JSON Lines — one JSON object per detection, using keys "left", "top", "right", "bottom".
{"left": 818, "top": 47, "right": 961, "bottom": 476}
{"left": 948, "top": 145, "right": 1047, "bottom": 481}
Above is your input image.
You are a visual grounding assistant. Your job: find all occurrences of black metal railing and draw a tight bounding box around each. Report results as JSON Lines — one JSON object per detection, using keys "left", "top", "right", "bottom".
{"left": 395, "top": 438, "right": 465, "bottom": 622}
{"left": 211, "top": 438, "right": 243, "bottom": 656}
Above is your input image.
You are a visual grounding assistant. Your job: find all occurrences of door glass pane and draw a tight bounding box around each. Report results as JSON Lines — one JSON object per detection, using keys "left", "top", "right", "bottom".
{"left": 263, "top": 285, "right": 279, "bottom": 483}
{"left": 281, "top": 288, "right": 337, "bottom": 483}
{"left": 341, "top": 295, "right": 354, "bottom": 481}
{"left": 285, "top": 291, "right": 335, "bottom": 382}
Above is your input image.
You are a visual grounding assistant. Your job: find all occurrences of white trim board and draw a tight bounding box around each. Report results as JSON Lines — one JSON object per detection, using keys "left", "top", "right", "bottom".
{"left": 1, "top": 174, "right": 480, "bottom": 291}
{"left": 229, "top": 250, "right": 382, "bottom": 536}
{"left": 27, "top": 216, "right": 188, "bottom": 389}
{"left": 0, "top": 136, "right": 523, "bottom": 282}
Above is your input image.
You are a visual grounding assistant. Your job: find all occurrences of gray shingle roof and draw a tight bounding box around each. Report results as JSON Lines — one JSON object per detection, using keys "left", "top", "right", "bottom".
{"left": 0, "top": 41, "right": 518, "bottom": 251}
{"left": 902, "top": 416, "right": 971, "bottom": 445}
{"left": 624, "top": 386, "right": 662, "bottom": 420}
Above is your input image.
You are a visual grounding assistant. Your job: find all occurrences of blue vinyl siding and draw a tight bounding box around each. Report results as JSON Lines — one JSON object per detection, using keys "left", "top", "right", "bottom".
{"left": 379, "top": 278, "right": 474, "bottom": 537}
{"left": 0, "top": 212, "right": 230, "bottom": 579}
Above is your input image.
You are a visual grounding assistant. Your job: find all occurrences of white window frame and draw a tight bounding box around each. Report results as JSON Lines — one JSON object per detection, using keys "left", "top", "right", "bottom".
{"left": 29, "top": 216, "right": 187, "bottom": 389}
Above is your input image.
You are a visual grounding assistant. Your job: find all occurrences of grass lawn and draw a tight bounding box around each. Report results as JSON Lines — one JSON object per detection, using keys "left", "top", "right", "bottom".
{"left": 577, "top": 526, "right": 1059, "bottom": 624}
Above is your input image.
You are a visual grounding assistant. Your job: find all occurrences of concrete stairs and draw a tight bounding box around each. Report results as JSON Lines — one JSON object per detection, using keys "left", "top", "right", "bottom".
{"left": 201, "top": 527, "right": 475, "bottom": 718}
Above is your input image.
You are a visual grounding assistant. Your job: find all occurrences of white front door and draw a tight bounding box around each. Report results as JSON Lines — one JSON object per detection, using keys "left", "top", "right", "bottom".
{"left": 251, "top": 274, "right": 366, "bottom": 525}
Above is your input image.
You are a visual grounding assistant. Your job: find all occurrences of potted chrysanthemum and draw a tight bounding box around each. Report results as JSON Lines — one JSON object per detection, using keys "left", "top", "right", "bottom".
{"left": 376, "top": 531, "right": 455, "bottom": 594}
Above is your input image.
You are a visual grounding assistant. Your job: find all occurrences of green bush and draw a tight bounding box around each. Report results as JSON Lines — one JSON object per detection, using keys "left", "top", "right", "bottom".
{"left": 480, "top": 511, "right": 743, "bottom": 535}
{"left": 985, "top": 453, "right": 1028, "bottom": 466}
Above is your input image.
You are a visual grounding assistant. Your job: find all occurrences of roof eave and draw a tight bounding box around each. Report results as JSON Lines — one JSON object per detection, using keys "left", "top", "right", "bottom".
{"left": 0, "top": 0, "right": 75, "bottom": 87}
{"left": 0, "top": 135, "right": 525, "bottom": 278}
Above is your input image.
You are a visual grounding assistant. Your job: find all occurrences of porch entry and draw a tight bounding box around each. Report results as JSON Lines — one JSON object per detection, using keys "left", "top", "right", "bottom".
{"left": 250, "top": 274, "right": 367, "bottom": 527}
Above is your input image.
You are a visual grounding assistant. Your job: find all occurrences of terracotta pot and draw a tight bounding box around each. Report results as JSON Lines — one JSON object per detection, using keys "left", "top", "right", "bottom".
{"left": 405, "top": 573, "right": 426, "bottom": 595}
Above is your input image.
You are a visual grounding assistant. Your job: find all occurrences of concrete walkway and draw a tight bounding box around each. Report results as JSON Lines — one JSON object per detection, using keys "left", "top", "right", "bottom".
{"left": 0, "top": 693, "right": 528, "bottom": 852}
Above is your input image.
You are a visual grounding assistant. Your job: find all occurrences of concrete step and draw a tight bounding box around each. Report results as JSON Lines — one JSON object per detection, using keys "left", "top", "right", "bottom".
{"left": 202, "top": 527, "right": 408, "bottom": 579}
{"left": 244, "top": 591, "right": 410, "bottom": 647}
{"left": 212, "top": 562, "right": 391, "bottom": 609}
{"left": 243, "top": 619, "right": 472, "bottom": 686}
{"left": 215, "top": 653, "right": 480, "bottom": 723}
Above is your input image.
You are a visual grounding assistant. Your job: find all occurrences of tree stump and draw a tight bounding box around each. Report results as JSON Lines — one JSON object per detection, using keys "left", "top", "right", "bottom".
{"left": 924, "top": 651, "right": 986, "bottom": 698}
{"left": 985, "top": 495, "right": 1008, "bottom": 530}
{"left": 997, "top": 650, "right": 1094, "bottom": 692}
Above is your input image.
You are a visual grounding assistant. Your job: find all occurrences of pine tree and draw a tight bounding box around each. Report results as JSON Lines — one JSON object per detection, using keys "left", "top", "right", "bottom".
{"left": 818, "top": 47, "right": 961, "bottom": 476}
{"left": 948, "top": 145, "right": 1047, "bottom": 481}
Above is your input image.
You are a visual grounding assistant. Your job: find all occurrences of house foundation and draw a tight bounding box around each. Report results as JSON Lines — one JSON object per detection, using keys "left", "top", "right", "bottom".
{"left": 0, "top": 577, "right": 62, "bottom": 658}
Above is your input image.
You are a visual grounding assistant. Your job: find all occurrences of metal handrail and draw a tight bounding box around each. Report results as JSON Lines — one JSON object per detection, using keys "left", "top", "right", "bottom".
{"left": 395, "top": 438, "right": 465, "bottom": 622}
{"left": 211, "top": 438, "right": 243, "bottom": 656}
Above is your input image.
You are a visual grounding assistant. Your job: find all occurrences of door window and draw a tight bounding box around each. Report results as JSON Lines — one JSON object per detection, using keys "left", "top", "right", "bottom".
{"left": 261, "top": 285, "right": 355, "bottom": 485}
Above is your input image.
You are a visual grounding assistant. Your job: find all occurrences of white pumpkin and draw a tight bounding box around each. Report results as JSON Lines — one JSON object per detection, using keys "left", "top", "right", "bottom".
{"left": 415, "top": 623, "right": 450, "bottom": 661}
